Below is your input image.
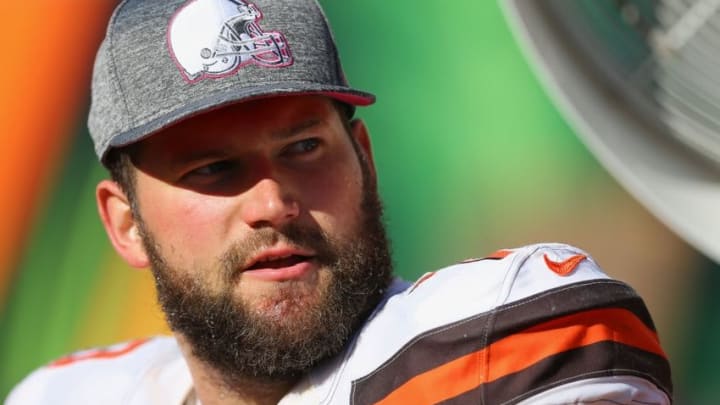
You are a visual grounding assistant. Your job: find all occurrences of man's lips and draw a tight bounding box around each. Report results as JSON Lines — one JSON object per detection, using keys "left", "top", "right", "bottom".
{"left": 245, "top": 253, "right": 310, "bottom": 270}
{"left": 241, "top": 246, "right": 316, "bottom": 281}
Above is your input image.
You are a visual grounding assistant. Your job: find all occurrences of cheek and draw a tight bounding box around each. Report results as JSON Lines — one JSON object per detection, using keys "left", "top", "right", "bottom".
{"left": 137, "top": 180, "right": 233, "bottom": 265}
{"left": 300, "top": 154, "right": 366, "bottom": 236}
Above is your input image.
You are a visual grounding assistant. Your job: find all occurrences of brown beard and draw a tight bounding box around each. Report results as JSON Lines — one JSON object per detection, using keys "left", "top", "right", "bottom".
{"left": 136, "top": 160, "right": 394, "bottom": 390}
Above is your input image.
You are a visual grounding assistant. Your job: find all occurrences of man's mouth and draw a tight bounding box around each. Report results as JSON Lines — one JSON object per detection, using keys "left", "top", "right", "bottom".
{"left": 241, "top": 247, "right": 316, "bottom": 281}
{"left": 245, "top": 254, "right": 312, "bottom": 271}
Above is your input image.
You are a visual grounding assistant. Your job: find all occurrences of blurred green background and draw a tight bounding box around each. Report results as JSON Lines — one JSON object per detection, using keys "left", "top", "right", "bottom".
{"left": 1, "top": 1, "right": 718, "bottom": 402}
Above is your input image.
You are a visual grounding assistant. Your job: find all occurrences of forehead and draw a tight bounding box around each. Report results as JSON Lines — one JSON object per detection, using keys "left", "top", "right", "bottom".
{"left": 132, "top": 95, "right": 340, "bottom": 157}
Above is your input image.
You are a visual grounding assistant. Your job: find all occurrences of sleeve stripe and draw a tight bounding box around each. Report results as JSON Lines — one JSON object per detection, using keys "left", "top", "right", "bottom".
{"left": 490, "top": 280, "right": 658, "bottom": 340}
{"left": 368, "top": 308, "right": 667, "bottom": 404}
{"left": 443, "top": 342, "right": 671, "bottom": 404}
{"left": 350, "top": 280, "right": 660, "bottom": 404}
{"left": 352, "top": 307, "right": 670, "bottom": 404}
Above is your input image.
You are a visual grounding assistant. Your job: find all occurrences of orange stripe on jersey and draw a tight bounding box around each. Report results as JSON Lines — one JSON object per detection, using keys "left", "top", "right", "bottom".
{"left": 484, "top": 249, "right": 513, "bottom": 260}
{"left": 487, "top": 307, "right": 665, "bottom": 379}
{"left": 408, "top": 272, "right": 437, "bottom": 294}
{"left": 49, "top": 338, "right": 150, "bottom": 368}
{"left": 458, "top": 249, "right": 514, "bottom": 264}
{"left": 374, "top": 308, "right": 664, "bottom": 405}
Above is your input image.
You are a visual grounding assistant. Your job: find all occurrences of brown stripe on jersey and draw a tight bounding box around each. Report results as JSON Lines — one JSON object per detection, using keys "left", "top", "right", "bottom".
{"left": 439, "top": 341, "right": 671, "bottom": 404}
{"left": 350, "top": 280, "right": 665, "bottom": 405}
{"left": 489, "top": 280, "right": 658, "bottom": 342}
{"left": 361, "top": 307, "right": 668, "bottom": 405}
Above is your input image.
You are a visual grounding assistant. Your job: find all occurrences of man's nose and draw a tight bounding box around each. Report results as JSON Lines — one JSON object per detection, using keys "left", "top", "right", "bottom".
{"left": 239, "top": 178, "right": 300, "bottom": 228}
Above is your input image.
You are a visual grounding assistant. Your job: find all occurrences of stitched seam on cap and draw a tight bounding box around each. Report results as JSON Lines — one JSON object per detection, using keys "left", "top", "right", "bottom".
{"left": 312, "top": 0, "right": 342, "bottom": 84}
{"left": 108, "top": 0, "right": 134, "bottom": 137}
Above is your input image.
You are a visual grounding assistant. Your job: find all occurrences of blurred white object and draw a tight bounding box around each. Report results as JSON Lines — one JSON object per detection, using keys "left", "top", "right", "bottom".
{"left": 503, "top": 0, "right": 720, "bottom": 264}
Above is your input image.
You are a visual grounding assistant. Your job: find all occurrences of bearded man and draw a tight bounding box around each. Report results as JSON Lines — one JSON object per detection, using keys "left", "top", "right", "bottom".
{"left": 8, "top": 0, "right": 672, "bottom": 404}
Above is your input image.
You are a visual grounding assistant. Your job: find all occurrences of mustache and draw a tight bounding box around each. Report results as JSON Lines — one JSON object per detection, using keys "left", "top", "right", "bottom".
{"left": 219, "top": 223, "right": 339, "bottom": 281}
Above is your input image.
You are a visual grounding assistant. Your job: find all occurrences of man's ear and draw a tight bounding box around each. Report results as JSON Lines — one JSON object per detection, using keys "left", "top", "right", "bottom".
{"left": 96, "top": 179, "right": 149, "bottom": 268}
{"left": 350, "top": 119, "right": 376, "bottom": 179}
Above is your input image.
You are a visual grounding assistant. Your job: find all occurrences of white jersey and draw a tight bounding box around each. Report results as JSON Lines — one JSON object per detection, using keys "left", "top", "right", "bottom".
{"left": 7, "top": 243, "right": 672, "bottom": 404}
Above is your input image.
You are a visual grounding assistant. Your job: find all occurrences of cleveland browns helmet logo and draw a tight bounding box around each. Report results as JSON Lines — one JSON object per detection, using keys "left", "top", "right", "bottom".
{"left": 168, "top": 0, "right": 293, "bottom": 82}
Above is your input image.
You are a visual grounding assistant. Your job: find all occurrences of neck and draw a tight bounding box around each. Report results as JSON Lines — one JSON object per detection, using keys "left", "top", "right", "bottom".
{"left": 176, "top": 334, "right": 297, "bottom": 405}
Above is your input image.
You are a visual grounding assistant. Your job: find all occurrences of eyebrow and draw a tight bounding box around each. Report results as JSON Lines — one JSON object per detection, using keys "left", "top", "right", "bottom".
{"left": 170, "top": 149, "right": 230, "bottom": 167}
{"left": 169, "top": 118, "right": 325, "bottom": 164}
{"left": 270, "top": 118, "right": 323, "bottom": 140}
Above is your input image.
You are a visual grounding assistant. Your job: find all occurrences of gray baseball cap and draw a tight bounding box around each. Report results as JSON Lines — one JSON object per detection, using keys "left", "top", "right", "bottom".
{"left": 88, "top": 0, "right": 375, "bottom": 163}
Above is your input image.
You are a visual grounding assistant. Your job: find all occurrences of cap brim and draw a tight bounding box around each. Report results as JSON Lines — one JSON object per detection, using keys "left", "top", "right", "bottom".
{"left": 104, "top": 83, "right": 375, "bottom": 161}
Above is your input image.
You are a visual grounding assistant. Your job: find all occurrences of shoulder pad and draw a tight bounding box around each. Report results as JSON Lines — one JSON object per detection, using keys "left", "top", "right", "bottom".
{"left": 293, "top": 243, "right": 671, "bottom": 404}
{"left": 6, "top": 336, "right": 192, "bottom": 405}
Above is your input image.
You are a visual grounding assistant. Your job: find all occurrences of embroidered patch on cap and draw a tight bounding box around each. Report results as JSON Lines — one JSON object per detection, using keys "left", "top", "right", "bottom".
{"left": 168, "top": 0, "right": 293, "bottom": 82}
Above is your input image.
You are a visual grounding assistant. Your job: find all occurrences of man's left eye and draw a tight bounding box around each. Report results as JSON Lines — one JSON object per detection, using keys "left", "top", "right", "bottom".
{"left": 284, "top": 138, "right": 321, "bottom": 156}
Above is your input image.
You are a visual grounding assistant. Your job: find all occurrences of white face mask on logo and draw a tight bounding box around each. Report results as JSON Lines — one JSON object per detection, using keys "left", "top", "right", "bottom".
{"left": 168, "top": 0, "right": 293, "bottom": 82}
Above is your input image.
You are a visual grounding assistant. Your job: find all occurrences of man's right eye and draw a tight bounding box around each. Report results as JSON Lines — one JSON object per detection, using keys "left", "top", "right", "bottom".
{"left": 190, "top": 161, "right": 233, "bottom": 176}
{"left": 180, "top": 160, "right": 237, "bottom": 184}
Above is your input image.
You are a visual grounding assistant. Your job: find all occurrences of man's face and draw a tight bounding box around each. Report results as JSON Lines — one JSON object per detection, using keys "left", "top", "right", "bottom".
{"left": 128, "top": 96, "right": 393, "bottom": 385}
